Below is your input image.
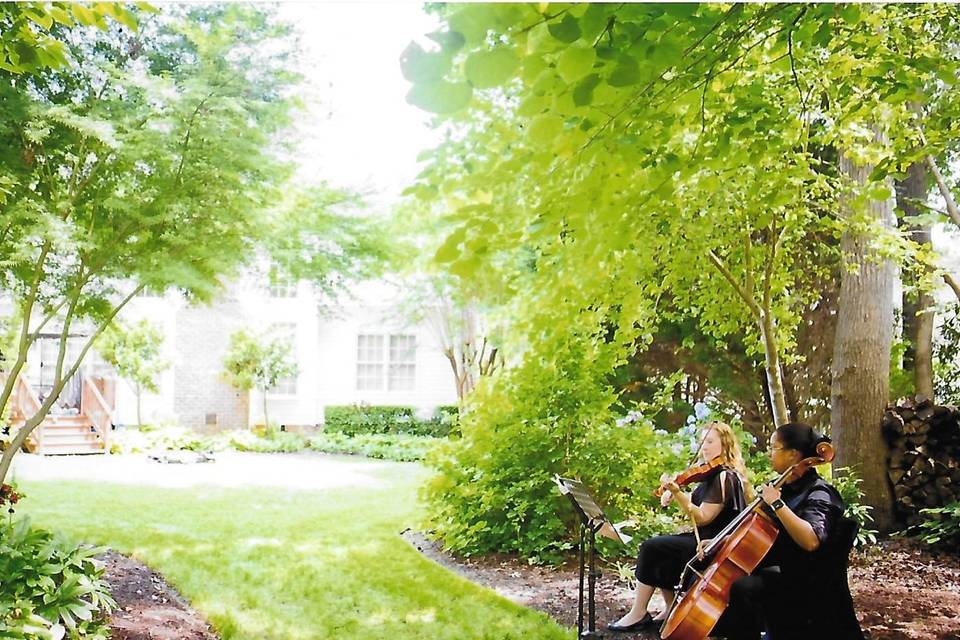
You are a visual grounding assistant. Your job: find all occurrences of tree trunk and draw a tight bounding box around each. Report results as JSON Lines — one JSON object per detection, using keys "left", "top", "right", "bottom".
{"left": 832, "top": 137, "right": 898, "bottom": 533}
{"left": 136, "top": 382, "right": 143, "bottom": 426}
{"left": 759, "top": 310, "right": 790, "bottom": 428}
{"left": 896, "top": 162, "right": 934, "bottom": 400}
{"left": 262, "top": 390, "right": 270, "bottom": 430}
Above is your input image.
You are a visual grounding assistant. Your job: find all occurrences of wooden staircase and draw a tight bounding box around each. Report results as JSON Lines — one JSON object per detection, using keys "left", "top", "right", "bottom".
{"left": 6, "top": 375, "right": 112, "bottom": 455}
{"left": 31, "top": 414, "right": 108, "bottom": 455}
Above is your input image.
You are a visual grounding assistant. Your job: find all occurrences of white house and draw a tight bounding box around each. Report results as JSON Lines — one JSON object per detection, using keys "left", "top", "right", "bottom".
{"left": 111, "top": 276, "right": 458, "bottom": 430}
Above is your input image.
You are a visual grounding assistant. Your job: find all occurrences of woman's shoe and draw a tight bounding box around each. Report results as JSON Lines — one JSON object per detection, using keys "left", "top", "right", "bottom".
{"left": 607, "top": 612, "right": 655, "bottom": 633}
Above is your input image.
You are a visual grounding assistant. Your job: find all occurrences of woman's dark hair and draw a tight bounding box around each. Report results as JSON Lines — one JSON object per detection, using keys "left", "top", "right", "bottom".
{"left": 774, "top": 422, "right": 831, "bottom": 458}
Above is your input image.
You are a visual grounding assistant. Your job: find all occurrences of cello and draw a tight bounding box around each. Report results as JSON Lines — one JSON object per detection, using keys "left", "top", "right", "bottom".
{"left": 659, "top": 441, "right": 835, "bottom": 640}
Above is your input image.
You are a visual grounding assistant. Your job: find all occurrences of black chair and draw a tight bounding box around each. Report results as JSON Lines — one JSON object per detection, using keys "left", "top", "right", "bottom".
{"left": 765, "top": 516, "right": 865, "bottom": 640}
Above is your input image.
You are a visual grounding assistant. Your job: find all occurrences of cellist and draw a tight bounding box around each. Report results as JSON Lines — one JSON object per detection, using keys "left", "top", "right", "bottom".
{"left": 608, "top": 422, "right": 750, "bottom": 633}
{"left": 717, "top": 422, "right": 864, "bottom": 640}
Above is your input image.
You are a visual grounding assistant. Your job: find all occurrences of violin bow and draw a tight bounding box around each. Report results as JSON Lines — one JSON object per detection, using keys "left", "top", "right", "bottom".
{"left": 685, "top": 425, "right": 712, "bottom": 555}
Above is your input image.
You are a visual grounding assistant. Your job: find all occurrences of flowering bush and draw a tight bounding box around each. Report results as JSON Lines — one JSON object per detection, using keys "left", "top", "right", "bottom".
{"left": 0, "top": 483, "right": 21, "bottom": 511}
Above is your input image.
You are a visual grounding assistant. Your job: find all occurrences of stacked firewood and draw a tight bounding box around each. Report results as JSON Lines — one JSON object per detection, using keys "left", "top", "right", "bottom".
{"left": 882, "top": 399, "right": 960, "bottom": 526}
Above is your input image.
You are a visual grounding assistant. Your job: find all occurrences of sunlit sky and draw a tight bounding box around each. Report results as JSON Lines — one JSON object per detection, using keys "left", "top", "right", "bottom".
{"left": 276, "top": 2, "right": 442, "bottom": 210}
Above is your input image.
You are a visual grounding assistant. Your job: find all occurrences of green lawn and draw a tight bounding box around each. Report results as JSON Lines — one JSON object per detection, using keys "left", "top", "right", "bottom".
{"left": 17, "top": 458, "right": 572, "bottom": 640}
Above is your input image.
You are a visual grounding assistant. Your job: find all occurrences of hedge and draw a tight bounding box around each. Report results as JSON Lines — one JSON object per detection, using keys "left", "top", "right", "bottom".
{"left": 323, "top": 404, "right": 459, "bottom": 438}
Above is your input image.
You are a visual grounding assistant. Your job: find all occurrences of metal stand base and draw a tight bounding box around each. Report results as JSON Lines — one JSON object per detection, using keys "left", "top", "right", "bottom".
{"left": 577, "top": 522, "right": 604, "bottom": 638}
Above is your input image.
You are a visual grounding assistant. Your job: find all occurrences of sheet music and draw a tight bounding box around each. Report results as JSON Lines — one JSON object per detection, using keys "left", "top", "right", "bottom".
{"left": 554, "top": 474, "right": 631, "bottom": 545}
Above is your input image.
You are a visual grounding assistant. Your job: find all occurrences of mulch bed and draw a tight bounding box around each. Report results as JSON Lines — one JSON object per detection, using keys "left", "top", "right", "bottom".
{"left": 401, "top": 531, "right": 960, "bottom": 640}
{"left": 98, "top": 551, "right": 218, "bottom": 640}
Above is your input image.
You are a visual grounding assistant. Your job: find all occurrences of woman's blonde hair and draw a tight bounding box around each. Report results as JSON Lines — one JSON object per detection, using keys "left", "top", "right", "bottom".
{"left": 703, "top": 421, "right": 755, "bottom": 501}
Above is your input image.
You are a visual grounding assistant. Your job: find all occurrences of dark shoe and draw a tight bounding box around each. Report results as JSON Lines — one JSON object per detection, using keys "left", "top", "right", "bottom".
{"left": 607, "top": 613, "right": 655, "bottom": 632}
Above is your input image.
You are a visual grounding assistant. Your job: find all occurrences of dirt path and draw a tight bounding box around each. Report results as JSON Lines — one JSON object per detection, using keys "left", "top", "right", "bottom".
{"left": 100, "top": 551, "right": 218, "bottom": 640}
{"left": 402, "top": 531, "right": 960, "bottom": 640}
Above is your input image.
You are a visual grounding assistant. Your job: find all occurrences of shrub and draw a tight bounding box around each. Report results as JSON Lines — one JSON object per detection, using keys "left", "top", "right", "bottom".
{"left": 421, "top": 334, "right": 693, "bottom": 564}
{"left": 323, "top": 405, "right": 415, "bottom": 436}
{"left": 109, "top": 424, "right": 218, "bottom": 454}
{"left": 831, "top": 467, "right": 879, "bottom": 547}
{"left": 227, "top": 429, "right": 308, "bottom": 453}
{"left": 912, "top": 501, "right": 960, "bottom": 547}
{"left": 308, "top": 432, "right": 440, "bottom": 462}
{"left": 0, "top": 518, "right": 115, "bottom": 639}
{"left": 323, "top": 405, "right": 457, "bottom": 437}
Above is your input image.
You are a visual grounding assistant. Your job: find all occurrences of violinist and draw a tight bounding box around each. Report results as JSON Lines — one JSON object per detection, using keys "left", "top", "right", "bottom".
{"left": 608, "top": 422, "right": 751, "bottom": 633}
{"left": 719, "top": 422, "right": 864, "bottom": 640}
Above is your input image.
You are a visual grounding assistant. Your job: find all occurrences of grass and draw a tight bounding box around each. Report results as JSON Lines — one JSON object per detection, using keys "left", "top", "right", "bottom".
{"left": 17, "top": 458, "right": 572, "bottom": 640}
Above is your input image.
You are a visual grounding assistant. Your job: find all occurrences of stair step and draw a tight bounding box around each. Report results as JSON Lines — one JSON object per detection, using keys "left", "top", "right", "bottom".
{"left": 44, "top": 415, "right": 92, "bottom": 425}
{"left": 40, "top": 431, "right": 103, "bottom": 442}
{"left": 39, "top": 445, "right": 106, "bottom": 455}
{"left": 40, "top": 426, "right": 99, "bottom": 434}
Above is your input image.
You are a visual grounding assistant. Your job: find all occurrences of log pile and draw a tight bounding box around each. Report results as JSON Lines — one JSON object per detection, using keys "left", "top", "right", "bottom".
{"left": 882, "top": 399, "right": 960, "bottom": 526}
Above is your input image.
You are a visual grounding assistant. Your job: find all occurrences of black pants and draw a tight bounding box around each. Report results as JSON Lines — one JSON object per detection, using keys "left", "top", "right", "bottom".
{"left": 713, "top": 568, "right": 784, "bottom": 639}
{"left": 715, "top": 569, "right": 864, "bottom": 640}
{"left": 635, "top": 533, "right": 698, "bottom": 589}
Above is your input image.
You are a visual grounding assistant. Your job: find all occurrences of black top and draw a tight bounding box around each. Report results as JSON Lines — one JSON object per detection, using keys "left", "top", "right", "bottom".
{"left": 763, "top": 469, "right": 864, "bottom": 639}
{"left": 690, "top": 465, "right": 747, "bottom": 538}
{"left": 765, "top": 469, "right": 845, "bottom": 575}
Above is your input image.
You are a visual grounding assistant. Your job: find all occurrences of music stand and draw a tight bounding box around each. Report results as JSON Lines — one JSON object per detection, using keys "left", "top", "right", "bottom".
{"left": 555, "top": 475, "right": 632, "bottom": 639}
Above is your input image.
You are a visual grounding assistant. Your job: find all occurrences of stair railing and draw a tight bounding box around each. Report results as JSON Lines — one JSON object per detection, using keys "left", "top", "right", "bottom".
{"left": 80, "top": 376, "right": 113, "bottom": 450}
{"left": 2, "top": 374, "right": 44, "bottom": 451}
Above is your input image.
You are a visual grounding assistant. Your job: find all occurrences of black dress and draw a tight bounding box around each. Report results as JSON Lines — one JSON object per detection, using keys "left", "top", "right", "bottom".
{"left": 635, "top": 466, "right": 747, "bottom": 588}
{"left": 717, "top": 469, "right": 865, "bottom": 640}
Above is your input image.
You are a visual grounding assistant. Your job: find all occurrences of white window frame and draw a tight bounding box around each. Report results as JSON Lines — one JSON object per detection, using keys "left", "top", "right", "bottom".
{"left": 387, "top": 334, "right": 416, "bottom": 391}
{"left": 356, "top": 334, "right": 416, "bottom": 392}
{"left": 356, "top": 334, "right": 385, "bottom": 391}
{"left": 267, "top": 273, "right": 298, "bottom": 299}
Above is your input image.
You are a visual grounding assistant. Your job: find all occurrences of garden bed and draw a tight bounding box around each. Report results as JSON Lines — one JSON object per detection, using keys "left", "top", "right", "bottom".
{"left": 402, "top": 531, "right": 960, "bottom": 640}
{"left": 99, "top": 551, "right": 217, "bottom": 640}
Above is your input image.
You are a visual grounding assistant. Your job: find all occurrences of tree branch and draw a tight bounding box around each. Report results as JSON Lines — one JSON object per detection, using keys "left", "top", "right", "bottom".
{"left": 708, "top": 250, "right": 762, "bottom": 319}
{"left": 175, "top": 91, "right": 218, "bottom": 185}
{"left": 925, "top": 154, "right": 960, "bottom": 229}
{"left": 945, "top": 272, "right": 960, "bottom": 303}
{"left": 0, "top": 240, "right": 52, "bottom": 419}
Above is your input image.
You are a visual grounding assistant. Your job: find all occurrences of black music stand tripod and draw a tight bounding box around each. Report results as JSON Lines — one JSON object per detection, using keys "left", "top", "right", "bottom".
{"left": 555, "top": 475, "right": 632, "bottom": 639}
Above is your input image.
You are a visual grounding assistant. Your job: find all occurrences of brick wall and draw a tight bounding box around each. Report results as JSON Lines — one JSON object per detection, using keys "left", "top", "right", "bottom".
{"left": 174, "top": 295, "right": 249, "bottom": 432}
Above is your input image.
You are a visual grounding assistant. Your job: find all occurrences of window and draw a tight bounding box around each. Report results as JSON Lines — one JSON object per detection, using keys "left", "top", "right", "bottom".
{"left": 268, "top": 273, "right": 298, "bottom": 298}
{"left": 356, "top": 334, "right": 416, "bottom": 391}
{"left": 269, "top": 323, "right": 298, "bottom": 395}
{"left": 357, "top": 335, "right": 384, "bottom": 391}
{"left": 388, "top": 335, "right": 416, "bottom": 391}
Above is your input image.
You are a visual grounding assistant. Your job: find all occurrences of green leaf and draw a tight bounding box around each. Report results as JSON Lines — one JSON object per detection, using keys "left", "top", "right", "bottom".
{"left": 105, "top": 6, "right": 139, "bottom": 31}
{"left": 47, "top": 6, "right": 76, "bottom": 26}
{"left": 607, "top": 56, "right": 641, "bottom": 87}
{"left": 24, "top": 9, "right": 54, "bottom": 30}
{"left": 664, "top": 4, "right": 699, "bottom": 19}
{"left": 435, "top": 226, "right": 468, "bottom": 263}
{"left": 548, "top": 14, "right": 581, "bottom": 44}
{"left": 407, "top": 80, "right": 473, "bottom": 114}
{"left": 528, "top": 114, "right": 564, "bottom": 143}
{"left": 464, "top": 48, "right": 519, "bottom": 89}
{"left": 427, "top": 30, "right": 466, "bottom": 53}
{"left": 400, "top": 43, "right": 451, "bottom": 84}
{"left": 866, "top": 183, "right": 892, "bottom": 201}
{"left": 572, "top": 74, "right": 601, "bottom": 107}
{"left": 840, "top": 5, "right": 861, "bottom": 24}
{"left": 556, "top": 46, "right": 596, "bottom": 83}
{"left": 70, "top": 4, "right": 98, "bottom": 26}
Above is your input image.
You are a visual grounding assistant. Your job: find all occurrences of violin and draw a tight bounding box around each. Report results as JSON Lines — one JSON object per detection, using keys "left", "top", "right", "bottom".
{"left": 659, "top": 441, "right": 835, "bottom": 640}
{"left": 653, "top": 456, "right": 726, "bottom": 498}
